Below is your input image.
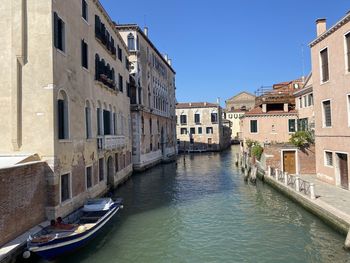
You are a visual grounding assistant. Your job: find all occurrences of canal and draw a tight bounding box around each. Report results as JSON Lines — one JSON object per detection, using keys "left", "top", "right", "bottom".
{"left": 37, "top": 147, "right": 350, "bottom": 263}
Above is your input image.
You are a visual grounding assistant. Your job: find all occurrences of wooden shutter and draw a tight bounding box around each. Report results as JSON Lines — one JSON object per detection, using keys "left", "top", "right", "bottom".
{"left": 320, "top": 49, "right": 329, "bottom": 82}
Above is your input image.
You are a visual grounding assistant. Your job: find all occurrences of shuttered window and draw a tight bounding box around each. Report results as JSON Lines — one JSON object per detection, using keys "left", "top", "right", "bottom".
{"left": 322, "top": 100, "right": 332, "bottom": 127}
{"left": 118, "top": 45, "right": 122, "bottom": 61}
{"left": 288, "top": 119, "right": 296, "bottom": 133}
{"left": 320, "top": 48, "right": 329, "bottom": 82}
{"left": 190, "top": 128, "right": 195, "bottom": 134}
{"left": 81, "top": 40, "right": 88, "bottom": 69}
{"left": 119, "top": 74, "right": 123, "bottom": 92}
{"left": 346, "top": 33, "right": 350, "bottom": 72}
{"left": 250, "top": 120, "right": 258, "bottom": 133}
{"left": 103, "top": 110, "right": 111, "bottom": 135}
{"left": 54, "top": 12, "right": 65, "bottom": 52}
{"left": 97, "top": 108, "right": 102, "bottom": 135}
{"left": 198, "top": 127, "right": 202, "bottom": 134}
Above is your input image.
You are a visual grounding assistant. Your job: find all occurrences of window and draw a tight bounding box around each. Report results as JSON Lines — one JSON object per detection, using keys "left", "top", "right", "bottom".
{"left": 85, "top": 101, "right": 92, "bottom": 138}
{"left": 288, "top": 119, "right": 296, "bottom": 133}
{"left": 198, "top": 127, "right": 202, "bottom": 134}
{"left": 250, "top": 120, "right": 258, "bottom": 133}
{"left": 149, "top": 118, "right": 152, "bottom": 134}
{"left": 320, "top": 48, "right": 329, "bottom": 82}
{"left": 208, "top": 138, "right": 212, "bottom": 146}
{"left": 180, "top": 115, "right": 187, "bottom": 125}
{"left": 299, "top": 97, "right": 303, "bottom": 108}
{"left": 325, "top": 151, "right": 333, "bottom": 167}
{"left": 58, "top": 91, "right": 69, "bottom": 140}
{"left": 60, "top": 173, "right": 70, "bottom": 202}
{"left": 115, "top": 153, "right": 119, "bottom": 172}
{"left": 180, "top": 128, "right": 187, "bottom": 134}
{"left": 190, "top": 128, "right": 195, "bottom": 134}
{"left": 103, "top": 110, "right": 111, "bottom": 135}
{"left": 206, "top": 127, "right": 213, "bottom": 134}
{"left": 348, "top": 95, "right": 350, "bottom": 126}
{"left": 297, "top": 118, "right": 308, "bottom": 131}
{"left": 322, "top": 100, "right": 332, "bottom": 127}
{"left": 99, "top": 158, "right": 104, "bottom": 181}
{"left": 86, "top": 166, "right": 92, "bottom": 189}
{"left": 304, "top": 96, "right": 308, "bottom": 108}
{"left": 211, "top": 112, "right": 218, "bottom": 123}
{"left": 81, "top": 40, "right": 88, "bottom": 69}
{"left": 54, "top": 12, "right": 65, "bottom": 52}
{"left": 346, "top": 33, "right": 350, "bottom": 72}
{"left": 82, "top": 0, "right": 88, "bottom": 21}
{"left": 127, "top": 33, "right": 135, "bottom": 51}
{"left": 118, "top": 45, "right": 122, "bottom": 61}
{"left": 194, "top": 113, "right": 200, "bottom": 123}
{"left": 308, "top": 94, "right": 314, "bottom": 106}
{"left": 97, "top": 107, "right": 102, "bottom": 135}
{"left": 141, "top": 116, "right": 144, "bottom": 134}
{"left": 119, "top": 74, "right": 123, "bottom": 92}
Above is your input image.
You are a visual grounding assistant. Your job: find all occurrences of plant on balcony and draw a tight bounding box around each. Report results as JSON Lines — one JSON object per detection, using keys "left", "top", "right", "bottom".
{"left": 289, "top": 131, "right": 314, "bottom": 148}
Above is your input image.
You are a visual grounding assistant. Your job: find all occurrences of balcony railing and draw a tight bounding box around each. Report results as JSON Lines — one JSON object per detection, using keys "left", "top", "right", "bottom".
{"left": 97, "top": 135, "right": 126, "bottom": 151}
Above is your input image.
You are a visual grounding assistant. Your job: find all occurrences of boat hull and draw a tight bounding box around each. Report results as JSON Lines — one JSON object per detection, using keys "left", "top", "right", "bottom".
{"left": 28, "top": 203, "right": 121, "bottom": 261}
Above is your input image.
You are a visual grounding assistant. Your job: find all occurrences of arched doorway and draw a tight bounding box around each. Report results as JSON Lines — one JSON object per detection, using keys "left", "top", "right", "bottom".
{"left": 107, "top": 156, "right": 114, "bottom": 188}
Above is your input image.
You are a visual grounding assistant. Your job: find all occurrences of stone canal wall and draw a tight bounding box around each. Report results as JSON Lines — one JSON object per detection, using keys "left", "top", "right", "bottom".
{"left": 0, "top": 162, "right": 47, "bottom": 247}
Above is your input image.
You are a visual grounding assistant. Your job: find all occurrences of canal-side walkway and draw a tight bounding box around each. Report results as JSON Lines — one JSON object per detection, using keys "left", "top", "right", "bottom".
{"left": 300, "top": 174, "right": 350, "bottom": 217}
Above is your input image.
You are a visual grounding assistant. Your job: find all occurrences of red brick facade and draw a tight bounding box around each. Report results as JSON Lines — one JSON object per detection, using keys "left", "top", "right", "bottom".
{"left": 0, "top": 162, "right": 47, "bottom": 246}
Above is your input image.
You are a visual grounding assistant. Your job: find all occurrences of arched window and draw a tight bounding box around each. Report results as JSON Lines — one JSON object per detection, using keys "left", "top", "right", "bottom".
{"left": 57, "top": 90, "right": 69, "bottom": 140}
{"left": 85, "top": 100, "right": 92, "bottom": 139}
{"left": 127, "top": 33, "right": 135, "bottom": 51}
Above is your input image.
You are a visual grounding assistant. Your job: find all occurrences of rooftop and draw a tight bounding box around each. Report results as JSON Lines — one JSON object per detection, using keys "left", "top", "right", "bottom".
{"left": 176, "top": 102, "right": 219, "bottom": 109}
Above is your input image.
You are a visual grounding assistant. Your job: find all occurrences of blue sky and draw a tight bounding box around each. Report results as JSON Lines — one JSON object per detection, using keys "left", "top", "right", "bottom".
{"left": 101, "top": 0, "right": 349, "bottom": 105}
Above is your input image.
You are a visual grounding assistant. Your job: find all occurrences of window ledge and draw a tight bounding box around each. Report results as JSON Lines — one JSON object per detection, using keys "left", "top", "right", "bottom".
{"left": 81, "top": 17, "right": 89, "bottom": 25}
{"left": 320, "top": 80, "right": 330, "bottom": 86}
{"left": 59, "top": 139, "right": 72, "bottom": 143}
{"left": 82, "top": 66, "right": 89, "bottom": 73}
{"left": 55, "top": 48, "right": 67, "bottom": 57}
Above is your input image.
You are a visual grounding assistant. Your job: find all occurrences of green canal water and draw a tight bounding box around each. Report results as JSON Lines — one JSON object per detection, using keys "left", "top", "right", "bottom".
{"left": 38, "top": 147, "right": 350, "bottom": 263}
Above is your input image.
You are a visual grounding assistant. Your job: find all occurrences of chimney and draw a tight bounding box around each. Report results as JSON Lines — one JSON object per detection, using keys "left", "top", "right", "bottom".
{"left": 144, "top": 27, "right": 148, "bottom": 37}
{"left": 316, "top": 18, "right": 327, "bottom": 37}
{"left": 168, "top": 59, "right": 172, "bottom": 66}
{"left": 163, "top": 54, "right": 168, "bottom": 61}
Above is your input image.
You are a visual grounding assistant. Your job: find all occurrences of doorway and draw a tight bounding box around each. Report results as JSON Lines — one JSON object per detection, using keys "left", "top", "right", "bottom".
{"left": 337, "top": 153, "right": 349, "bottom": 190}
{"left": 283, "top": 151, "right": 296, "bottom": 174}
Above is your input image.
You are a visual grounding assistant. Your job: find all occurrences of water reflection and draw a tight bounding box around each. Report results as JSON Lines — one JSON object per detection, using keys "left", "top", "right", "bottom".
{"left": 33, "top": 146, "right": 350, "bottom": 263}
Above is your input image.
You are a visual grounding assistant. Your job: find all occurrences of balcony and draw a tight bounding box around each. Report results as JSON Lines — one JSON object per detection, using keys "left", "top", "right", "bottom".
{"left": 97, "top": 135, "right": 126, "bottom": 151}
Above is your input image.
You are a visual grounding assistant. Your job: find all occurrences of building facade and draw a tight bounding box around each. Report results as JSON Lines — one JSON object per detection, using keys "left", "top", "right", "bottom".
{"left": 241, "top": 80, "right": 302, "bottom": 146}
{"left": 0, "top": 0, "right": 132, "bottom": 219}
{"left": 116, "top": 25, "right": 177, "bottom": 171}
{"left": 310, "top": 14, "right": 350, "bottom": 189}
{"left": 176, "top": 102, "right": 231, "bottom": 152}
{"left": 225, "top": 92, "right": 255, "bottom": 141}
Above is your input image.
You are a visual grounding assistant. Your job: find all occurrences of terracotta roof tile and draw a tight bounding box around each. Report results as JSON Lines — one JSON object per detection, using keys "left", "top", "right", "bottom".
{"left": 176, "top": 102, "right": 218, "bottom": 109}
{"left": 245, "top": 107, "right": 297, "bottom": 116}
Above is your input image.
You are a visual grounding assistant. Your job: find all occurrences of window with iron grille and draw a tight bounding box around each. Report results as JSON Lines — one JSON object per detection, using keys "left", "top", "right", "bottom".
{"left": 322, "top": 100, "right": 332, "bottom": 127}
{"left": 325, "top": 151, "right": 333, "bottom": 167}
{"left": 320, "top": 48, "right": 329, "bottom": 82}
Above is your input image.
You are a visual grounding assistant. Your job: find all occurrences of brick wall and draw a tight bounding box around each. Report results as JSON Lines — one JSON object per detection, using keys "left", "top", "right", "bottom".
{"left": 262, "top": 144, "right": 316, "bottom": 174}
{"left": 0, "top": 162, "right": 47, "bottom": 246}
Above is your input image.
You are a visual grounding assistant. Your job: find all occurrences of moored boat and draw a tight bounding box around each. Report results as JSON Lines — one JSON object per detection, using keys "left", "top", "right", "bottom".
{"left": 24, "top": 198, "right": 123, "bottom": 261}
